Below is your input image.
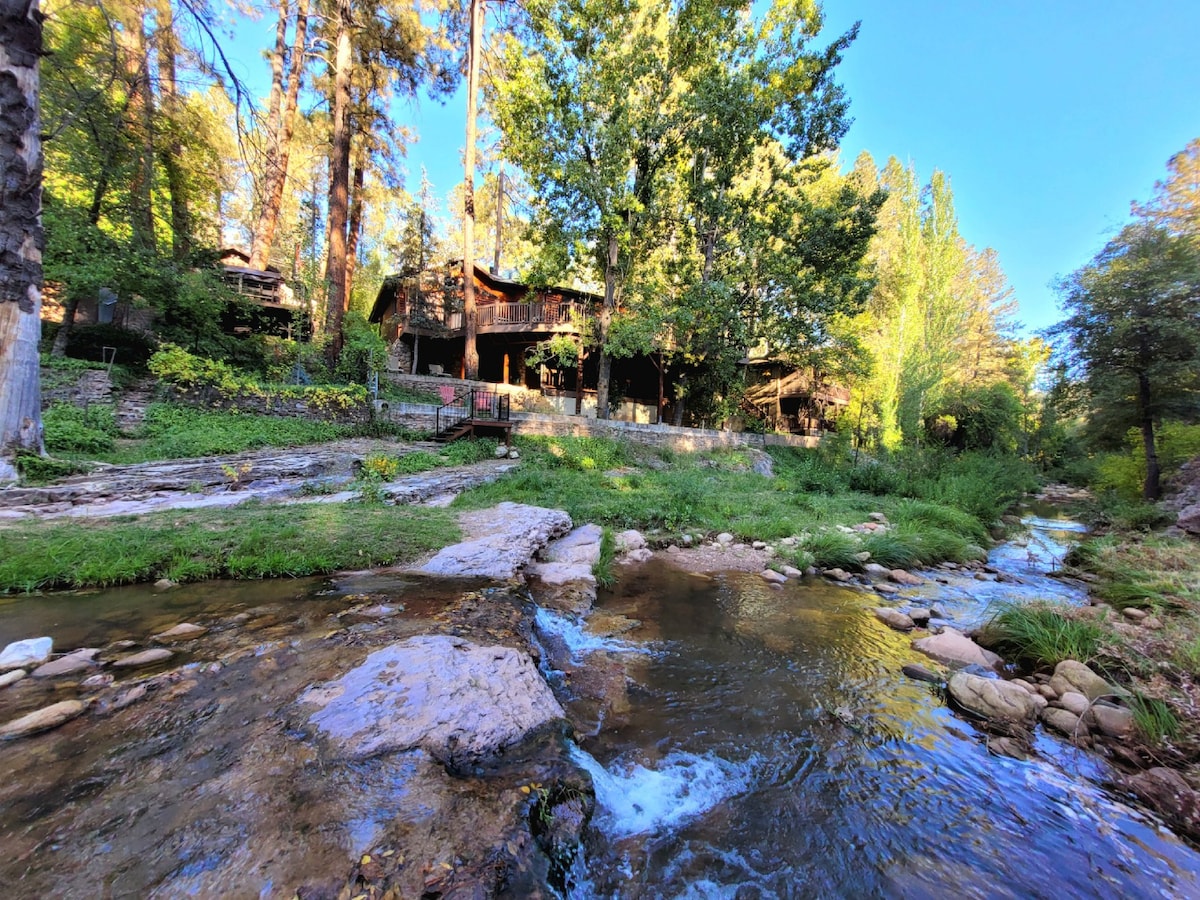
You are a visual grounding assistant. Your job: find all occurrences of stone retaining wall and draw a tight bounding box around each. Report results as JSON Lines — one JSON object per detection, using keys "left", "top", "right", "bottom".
{"left": 167, "top": 386, "right": 373, "bottom": 425}
{"left": 41, "top": 367, "right": 113, "bottom": 409}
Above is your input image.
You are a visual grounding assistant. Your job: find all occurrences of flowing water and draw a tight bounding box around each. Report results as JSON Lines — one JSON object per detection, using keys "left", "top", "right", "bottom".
{"left": 545, "top": 509, "right": 1200, "bottom": 898}
{"left": 2, "top": 508, "right": 1198, "bottom": 897}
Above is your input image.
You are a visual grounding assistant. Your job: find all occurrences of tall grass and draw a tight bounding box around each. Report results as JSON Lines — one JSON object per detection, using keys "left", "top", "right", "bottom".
{"left": 977, "top": 603, "right": 1107, "bottom": 666}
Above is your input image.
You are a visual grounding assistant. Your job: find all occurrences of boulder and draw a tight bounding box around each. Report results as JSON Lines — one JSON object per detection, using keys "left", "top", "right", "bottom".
{"left": 948, "top": 672, "right": 1039, "bottom": 727}
{"left": 874, "top": 608, "right": 915, "bottom": 631}
{"left": 0, "top": 700, "right": 87, "bottom": 740}
{"left": 416, "top": 503, "right": 573, "bottom": 579}
{"left": 1177, "top": 502, "right": 1200, "bottom": 536}
{"left": 0, "top": 637, "right": 52, "bottom": 671}
{"left": 912, "top": 628, "right": 1002, "bottom": 669}
{"left": 32, "top": 648, "right": 101, "bottom": 678}
{"left": 543, "top": 524, "right": 604, "bottom": 567}
{"left": 1086, "top": 704, "right": 1134, "bottom": 738}
{"left": 303, "top": 635, "right": 565, "bottom": 767}
{"left": 1048, "top": 660, "right": 1112, "bottom": 703}
{"left": 614, "top": 529, "right": 647, "bottom": 552}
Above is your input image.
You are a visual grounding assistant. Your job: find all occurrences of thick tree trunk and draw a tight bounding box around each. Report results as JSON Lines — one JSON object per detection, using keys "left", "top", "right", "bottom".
{"left": 0, "top": 0, "right": 46, "bottom": 480}
{"left": 124, "top": 10, "right": 156, "bottom": 252}
{"left": 461, "top": 0, "right": 482, "bottom": 381}
{"left": 249, "top": 0, "right": 308, "bottom": 271}
{"left": 322, "top": 0, "right": 352, "bottom": 367}
{"left": 1137, "top": 372, "right": 1162, "bottom": 501}
{"left": 594, "top": 232, "right": 618, "bottom": 419}
{"left": 154, "top": 0, "right": 190, "bottom": 259}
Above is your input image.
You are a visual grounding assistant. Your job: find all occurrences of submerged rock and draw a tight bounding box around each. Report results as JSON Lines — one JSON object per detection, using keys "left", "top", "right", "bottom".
{"left": 33, "top": 648, "right": 101, "bottom": 678}
{"left": 761, "top": 569, "right": 788, "bottom": 585}
{"left": 873, "top": 608, "right": 915, "bottom": 631}
{"left": 303, "top": 635, "right": 566, "bottom": 768}
{"left": 1123, "top": 768, "right": 1200, "bottom": 841}
{"left": 112, "top": 648, "right": 174, "bottom": 669}
{"left": 0, "top": 700, "right": 87, "bottom": 740}
{"left": 0, "top": 637, "right": 52, "bottom": 671}
{"left": 901, "top": 663, "right": 942, "bottom": 684}
{"left": 152, "top": 623, "right": 208, "bottom": 642}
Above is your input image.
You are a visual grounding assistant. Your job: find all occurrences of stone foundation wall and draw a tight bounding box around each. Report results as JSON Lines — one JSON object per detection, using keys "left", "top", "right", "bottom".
{"left": 167, "top": 386, "right": 373, "bottom": 425}
{"left": 510, "top": 412, "right": 820, "bottom": 452}
{"left": 40, "top": 367, "right": 114, "bottom": 409}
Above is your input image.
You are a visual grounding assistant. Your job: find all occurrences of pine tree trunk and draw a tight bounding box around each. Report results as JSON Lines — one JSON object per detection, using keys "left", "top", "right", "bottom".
{"left": 322, "top": 0, "right": 352, "bottom": 367}
{"left": 461, "top": 0, "right": 482, "bottom": 381}
{"left": 124, "top": 7, "right": 156, "bottom": 252}
{"left": 1138, "top": 372, "right": 1162, "bottom": 501}
{"left": 344, "top": 161, "right": 364, "bottom": 306}
{"left": 249, "top": 0, "right": 308, "bottom": 271}
{"left": 0, "top": 0, "right": 46, "bottom": 480}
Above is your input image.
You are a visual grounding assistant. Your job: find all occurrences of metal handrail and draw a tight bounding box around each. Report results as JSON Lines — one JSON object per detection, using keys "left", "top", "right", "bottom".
{"left": 435, "top": 389, "right": 511, "bottom": 435}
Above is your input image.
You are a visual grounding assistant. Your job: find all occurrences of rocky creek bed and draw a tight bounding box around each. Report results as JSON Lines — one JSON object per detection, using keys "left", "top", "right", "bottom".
{"left": 2, "top": 501, "right": 1200, "bottom": 896}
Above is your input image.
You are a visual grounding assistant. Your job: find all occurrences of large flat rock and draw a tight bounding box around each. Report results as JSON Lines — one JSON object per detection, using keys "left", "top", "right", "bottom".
{"left": 415, "top": 502, "right": 572, "bottom": 579}
{"left": 302, "top": 635, "right": 565, "bottom": 766}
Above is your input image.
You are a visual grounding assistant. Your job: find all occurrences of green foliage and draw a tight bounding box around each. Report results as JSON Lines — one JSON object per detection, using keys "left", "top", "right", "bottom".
{"left": 978, "top": 603, "right": 1107, "bottom": 666}
{"left": 14, "top": 453, "right": 90, "bottom": 485}
{"left": 0, "top": 504, "right": 460, "bottom": 592}
{"left": 1128, "top": 693, "right": 1181, "bottom": 743}
{"left": 358, "top": 452, "right": 401, "bottom": 481}
{"left": 440, "top": 438, "right": 499, "bottom": 465}
{"left": 594, "top": 528, "right": 617, "bottom": 588}
{"left": 42, "top": 403, "right": 118, "bottom": 454}
{"left": 45, "top": 323, "right": 158, "bottom": 370}
{"left": 799, "top": 530, "right": 863, "bottom": 570}
{"left": 860, "top": 529, "right": 924, "bottom": 569}
{"left": 334, "top": 311, "right": 388, "bottom": 384}
{"left": 128, "top": 404, "right": 348, "bottom": 461}
{"left": 1094, "top": 422, "right": 1200, "bottom": 501}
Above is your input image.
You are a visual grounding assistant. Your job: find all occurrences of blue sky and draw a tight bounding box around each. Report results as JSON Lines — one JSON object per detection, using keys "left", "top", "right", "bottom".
{"left": 232, "top": 2, "right": 1200, "bottom": 335}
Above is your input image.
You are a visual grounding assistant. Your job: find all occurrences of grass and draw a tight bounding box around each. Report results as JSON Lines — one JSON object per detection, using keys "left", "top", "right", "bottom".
{"left": 976, "top": 602, "right": 1108, "bottom": 666}
{"left": 1128, "top": 692, "right": 1182, "bottom": 744}
{"left": 594, "top": 527, "right": 617, "bottom": 588}
{"left": 0, "top": 503, "right": 460, "bottom": 592}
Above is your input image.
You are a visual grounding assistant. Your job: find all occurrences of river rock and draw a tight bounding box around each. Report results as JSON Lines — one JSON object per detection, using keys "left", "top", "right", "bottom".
{"left": 889, "top": 569, "right": 923, "bottom": 586}
{"left": 780, "top": 565, "right": 804, "bottom": 579}
{"left": 81, "top": 673, "right": 115, "bottom": 690}
{"left": 1123, "top": 768, "right": 1200, "bottom": 840}
{"left": 987, "top": 736, "right": 1029, "bottom": 760}
{"left": 716, "top": 532, "right": 735, "bottom": 545}
{"left": 1086, "top": 704, "right": 1134, "bottom": 738}
{"left": 901, "top": 663, "right": 942, "bottom": 684}
{"left": 761, "top": 569, "right": 788, "bottom": 585}
{"left": 912, "top": 628, "right": 1002, "bottom": 669}
{"left": 33, "top": 648, "right": 101, "bottom": 678}
{"left": 622, "top": 548, "right": 654, "bottom": 564}
{"left": 614, "top": 529, "right": 647, "bottom": 552}
{"left": 0, "top": 669, "right": 27, "bottom": 688}
{"left": 152, "top": 623, "right": 208, "bottom": 643}
{"left": 112, "top": 648, "right": 174, "bottom": 669}
{"left": 416, "top": 503, "right": 572, "bottom": 579}
{"left": 874, "top": 608, "right": 915, "bottom": 631}
{"left": 863, "top": 562, "right": 890, "bottom": 577}
{"left": 543, "top": 523, "right": 604, "bottom": 566}
{"left": 1041, "top": 706, "right": 1086, "bottom": 739}
{"left": 303, "top": 635, "right": 565, "bottom": 767}
{"left": 907, "top": 608, "right": 932, "bottom": 626}
{"left": 1048, "top": 660, "right": 1112, "bottom": 702}
{"left": 0, "top": 700, "right": 87, "bottom": 740}
{"left": 824, "top": 568, "right": 854, "bottom": 583}
{"left": 1177, "top": 502, "right": 1200, "bottom": 536}
{"left": 874, "top": 582, "right": 901, "bottom": 595}
{"left": 0, "top": 637, "right": 52, "bottom": 671}
{"left": 1057, "top": 690, "right": 1091, "bottom": 717}
{"left": 949, "top": 672, "right": 1039, "bottom": 726}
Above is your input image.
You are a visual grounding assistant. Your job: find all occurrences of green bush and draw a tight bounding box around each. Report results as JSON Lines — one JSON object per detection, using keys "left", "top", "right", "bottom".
{"left": 15, "top": 453, "right": 89, "bottom": 484}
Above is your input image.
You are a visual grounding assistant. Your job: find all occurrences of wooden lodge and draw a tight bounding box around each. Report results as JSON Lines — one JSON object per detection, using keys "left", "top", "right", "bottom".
{"left": 219, "top": 249, "right": 309, "bottom": 339}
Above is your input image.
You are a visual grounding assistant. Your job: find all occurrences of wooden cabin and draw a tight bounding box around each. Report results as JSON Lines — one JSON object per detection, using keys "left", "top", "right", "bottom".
{"left": 740, "top": 357, "right": 851, "bottom": 435}
{"left": 219, "top": 249, "right": 308, "bottom": 339}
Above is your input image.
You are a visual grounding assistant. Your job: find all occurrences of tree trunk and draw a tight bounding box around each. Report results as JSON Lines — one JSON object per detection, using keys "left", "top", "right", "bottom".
{"left": 50, "top": 292, "right": 79, "bottom": 357}
{"left": 1137, "top": 372, "right": 1162, "bottom": 501}
{"left": 344, "top": 160, "right": 364, "bottom": 307}
{"left": 123, "top": 7, "right": 156, "bottom": 252}
{"left": 249, "top": 0, "right": 308, "bottom": 271}
{"left": 493, "top": 164, "right": 504, "bottom": 274}
{"left": 0, "top": 0, "right": 46, "bottom": 480}
{"left": 322, "top": 0, "right": 352, "bottom": 367}
{"left": 461, "top": 0, "right": 482, "bottom": 381}
{"left": 154, "top": 0, "right": 191, "bottom": 259}
{"left": 594, "top": 232, "right": 618, "bottom": 419}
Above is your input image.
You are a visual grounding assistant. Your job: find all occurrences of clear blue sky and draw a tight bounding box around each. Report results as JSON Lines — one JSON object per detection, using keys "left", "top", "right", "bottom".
{"left": 236, "top": 2, "right": 1200, "bottom": 336}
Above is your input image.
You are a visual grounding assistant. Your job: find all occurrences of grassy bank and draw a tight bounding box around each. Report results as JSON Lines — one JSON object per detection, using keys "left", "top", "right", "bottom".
{"left": 979, "top": 525, "right": 1200, "bottom": 759}
{"left": 453, "top": 436, "right": 1036, "bottom": 570}
{"left": 0, "top": 504, "right": 459, "bottom": 593}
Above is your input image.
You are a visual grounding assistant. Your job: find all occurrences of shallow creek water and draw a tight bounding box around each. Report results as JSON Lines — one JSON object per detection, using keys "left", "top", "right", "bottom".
{"left": 543, "top": 508, "right": 1200, "bottom": 898}
{"left": 0, "top": 509, "right": 1198, "bottom": 897}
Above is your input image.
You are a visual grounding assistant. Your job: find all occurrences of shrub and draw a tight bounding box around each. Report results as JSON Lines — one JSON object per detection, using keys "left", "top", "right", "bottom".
{"left": 359, "top": 453, "right": 400, "bottom": 481}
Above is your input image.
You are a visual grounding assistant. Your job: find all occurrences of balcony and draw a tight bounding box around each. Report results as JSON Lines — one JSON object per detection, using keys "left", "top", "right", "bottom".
{"left": 401, "top": 298, "right": 588, "bottom": 335}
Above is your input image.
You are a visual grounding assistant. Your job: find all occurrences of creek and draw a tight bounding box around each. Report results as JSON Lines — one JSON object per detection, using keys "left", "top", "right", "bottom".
{"left": 0, "top": 508, "right": 1197, "bottom": 897}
